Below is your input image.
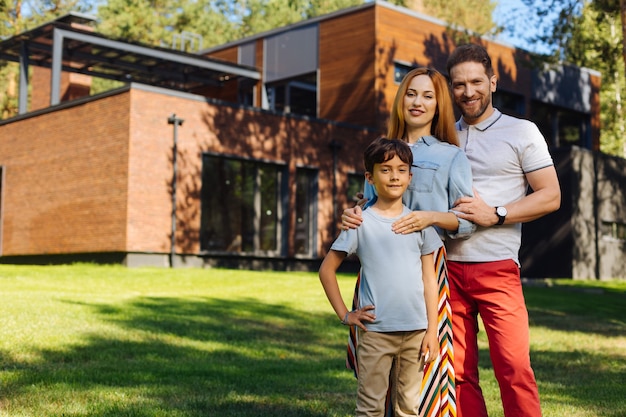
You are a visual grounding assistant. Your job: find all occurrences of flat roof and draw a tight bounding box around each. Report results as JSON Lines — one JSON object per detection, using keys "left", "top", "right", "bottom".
{"left": 0, "top": 13, "right": 260, "bottom": 96}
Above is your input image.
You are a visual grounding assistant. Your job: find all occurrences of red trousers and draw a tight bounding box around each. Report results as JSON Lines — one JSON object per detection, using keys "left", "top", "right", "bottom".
{"left": 447, "top": 260, "right": 541, "bottom": 417}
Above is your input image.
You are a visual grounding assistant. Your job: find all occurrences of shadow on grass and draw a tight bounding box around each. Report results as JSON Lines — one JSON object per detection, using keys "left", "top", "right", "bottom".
{"left": 524, "top": 284, "right": 626, "bottom": 336}
{"left": 525, "top": 285, "right": 626, "bottom": 416}
{"left": 476, "top": 346, "right": 625, "bottom": 417}
{"left": 1, "top": 297, "right": 356, "bottom": 417}
{"left": 473, "top": 284, "right": 626, "bottom": 416}
{"left": 2, "top": 284, "right": 625, "bottom": 417}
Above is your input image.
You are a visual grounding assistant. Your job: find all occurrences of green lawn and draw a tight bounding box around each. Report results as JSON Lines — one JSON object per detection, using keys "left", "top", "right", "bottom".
{"left": 0, "top": 264, "right": 624, "bottom": 417}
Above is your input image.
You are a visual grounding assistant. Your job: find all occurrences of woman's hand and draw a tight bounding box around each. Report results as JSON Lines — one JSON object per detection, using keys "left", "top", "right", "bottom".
{"left": 392, "top": 211, "right": 436, "bottom": 234}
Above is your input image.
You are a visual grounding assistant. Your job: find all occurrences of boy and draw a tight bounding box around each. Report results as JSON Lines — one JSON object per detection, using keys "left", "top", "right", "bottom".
{"left": 319, "top": 137, "right": 440, "bottom": 417}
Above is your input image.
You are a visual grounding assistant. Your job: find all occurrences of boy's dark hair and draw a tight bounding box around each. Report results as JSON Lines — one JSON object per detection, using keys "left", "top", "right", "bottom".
{"left": 363, "top": 137, "right": 413, "bottom": 173}
{"left": 446, "top": 43, "right": 494, "bottom": 78}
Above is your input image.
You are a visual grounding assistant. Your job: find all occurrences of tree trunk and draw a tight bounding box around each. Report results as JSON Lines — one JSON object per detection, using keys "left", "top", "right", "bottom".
{"left": 621, "top": 0, "right": 626, "bottom": 156}
{"left": 621, "top": 0, "right": 626, "bottom": 80}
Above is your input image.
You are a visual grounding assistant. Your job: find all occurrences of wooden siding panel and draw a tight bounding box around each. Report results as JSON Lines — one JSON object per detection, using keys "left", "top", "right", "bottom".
{"left": 202, "top": 46, "right": 241, "bottom": 103}
{"left": 255, "top": 39, "right": 264, "bottom": 107}
{"left": 319, "top": 7, "right": 378, "bottom": 128}
{"left": 207, "top": 47, "right": 238, "bottom": 63}
{"left": 374, "top": 7, "right": 455, "bottom": 128}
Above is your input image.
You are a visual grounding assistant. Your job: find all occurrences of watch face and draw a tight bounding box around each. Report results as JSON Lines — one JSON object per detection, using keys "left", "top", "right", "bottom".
{"left": 497, "top": 206, "right": 507, "bottom": 217}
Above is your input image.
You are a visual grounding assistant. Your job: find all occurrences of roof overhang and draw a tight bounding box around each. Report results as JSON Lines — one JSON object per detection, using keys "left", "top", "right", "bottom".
{"left": 0, "top": 13, "right": 261, "bottom": 114}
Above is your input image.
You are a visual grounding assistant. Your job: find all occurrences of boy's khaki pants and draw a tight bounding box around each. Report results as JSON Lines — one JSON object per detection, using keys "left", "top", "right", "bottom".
{"left": 356, "top": 329, "right": 425, "bottom": 417}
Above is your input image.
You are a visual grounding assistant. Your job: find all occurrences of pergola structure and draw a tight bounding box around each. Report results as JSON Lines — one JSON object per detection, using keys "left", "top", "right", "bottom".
{"left": 0, "top": 12, "right": 261, "bottom": 115}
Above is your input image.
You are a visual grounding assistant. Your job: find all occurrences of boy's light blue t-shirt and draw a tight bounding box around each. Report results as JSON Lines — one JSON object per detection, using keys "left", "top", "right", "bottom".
{"left": 330, "top": 205, "right": 442, "bottom": 332}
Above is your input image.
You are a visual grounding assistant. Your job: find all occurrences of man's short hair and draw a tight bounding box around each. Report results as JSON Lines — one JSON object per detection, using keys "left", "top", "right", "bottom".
{"left": 446, "top": 43, "right": 494, "bottom": 78}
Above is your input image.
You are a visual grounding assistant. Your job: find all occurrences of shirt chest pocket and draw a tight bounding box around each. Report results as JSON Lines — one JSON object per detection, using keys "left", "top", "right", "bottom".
{"left": 409, "top": 161, "right": 440, "bottom": 193}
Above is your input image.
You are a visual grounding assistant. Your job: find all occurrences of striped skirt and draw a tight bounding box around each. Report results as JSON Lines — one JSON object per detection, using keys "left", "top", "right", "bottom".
{"left": 346, "top": 245, "right": 456, "bottom": 417}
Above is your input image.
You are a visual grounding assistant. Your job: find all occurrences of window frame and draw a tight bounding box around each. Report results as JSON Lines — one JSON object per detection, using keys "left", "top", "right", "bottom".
{"left": 199, "top": 153, "right": 288, "bottom": 257}
{"left": 294, "top": 166, "right": 319, "bottom": 258}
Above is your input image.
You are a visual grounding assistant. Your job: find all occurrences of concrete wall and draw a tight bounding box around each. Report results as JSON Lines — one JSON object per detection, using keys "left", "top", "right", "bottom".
{"left": 521, "top": 147, "right": 626, "bottom": 280}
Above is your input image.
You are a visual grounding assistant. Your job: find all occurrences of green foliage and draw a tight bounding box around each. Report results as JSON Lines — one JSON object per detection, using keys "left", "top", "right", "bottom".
{"left": 0, "top": 63, "right": 18, "bottom": 118}
{"left": 423, "top": 0, "right": 499, "bottom": 36}
{"left": 516, "top": 0, "right": 626, "bottom": 157}
{"left": 0, "top": 0, "right": 92, "bottom": 37}
{"left": 519, "top": 0, "right": 584, "bottom": 61}
{"left": 567, "top": 0, "right": 625, "bottom": 156}
{"left": 95, "top": 0, "right": 367, "bottom": 49}
{"left": 96, "top": 0, "right": 177, "bottom": 46}
{"left": 94, "top": 0, "right": 499, "bottom": 51}
{"left": 90, "top": 76, "right": 125, "bottom": 95}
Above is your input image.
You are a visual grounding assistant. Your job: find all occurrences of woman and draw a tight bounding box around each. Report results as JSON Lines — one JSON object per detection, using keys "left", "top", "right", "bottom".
{"left": 343, "top": 67, "right": 474, "bottom": 417}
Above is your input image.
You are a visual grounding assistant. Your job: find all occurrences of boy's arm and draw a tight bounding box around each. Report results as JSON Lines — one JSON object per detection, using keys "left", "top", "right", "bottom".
{"left": 319, "top": 249, "right": 375, "bottom": 331}
{"left": 420, "top": 252, "right": 438, "bottom": 363}
{"left": 319, "top": 249, "right": 351, "bottom": 322}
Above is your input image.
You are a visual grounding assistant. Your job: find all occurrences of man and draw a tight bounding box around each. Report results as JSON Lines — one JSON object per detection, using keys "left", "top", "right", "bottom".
{"left": 446, "top": 43, "right": 561, "bottom": 417}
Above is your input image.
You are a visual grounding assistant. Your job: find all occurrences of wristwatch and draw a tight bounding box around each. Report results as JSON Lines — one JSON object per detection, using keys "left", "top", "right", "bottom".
{"left": 495, "top": 206, "right": 507, "bottom": 226}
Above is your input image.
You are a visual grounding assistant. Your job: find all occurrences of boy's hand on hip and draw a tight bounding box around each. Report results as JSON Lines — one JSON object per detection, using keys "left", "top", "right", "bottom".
{"left": 345, "top": 305, "right": 376, "bottom": 331}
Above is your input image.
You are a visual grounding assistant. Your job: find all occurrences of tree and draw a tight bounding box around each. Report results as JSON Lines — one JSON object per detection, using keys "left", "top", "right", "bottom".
{"left": 96, "top": 0, "right": 365, "bottom": 50}
{"left": 568, "top": 0, "right": 625, "bottom": 156}
{"left": 512, "top": 0, "right": 626, "bottom": 157}
{"left": 404, "top": 0, "right": 498, "bottom": 36}
{"left": 95, "top": 0, "right": 498, "bottom": 51}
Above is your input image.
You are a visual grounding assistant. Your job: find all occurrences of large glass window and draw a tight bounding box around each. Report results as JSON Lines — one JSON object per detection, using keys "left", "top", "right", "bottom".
{"left": 238, "top": 42, "right": 256, "bottom": 107}
{"left": 264, "top": 24, "right": 318, "bottom": 117}
{"left": 601, "top": 221, "right": 626, "bottom": 241}
{"left": 266, "top": 73, "right": 317, "bottom": 117}
{"left": 238, "top": 79, "right": 255, "bottom": 107}
{"left": 530, "top": 102, "right": 590, "bottom": 149}
{"left": 394, "top": 62, "right": 414, "bottom": 84}
{"left": 200, "top": 155, "right": 285, "bottom": 255}
{"left": 493, "top": 90, "right": 525, "bottom": 117}
{"left": 347, "top": 173, "right": 364, "bottom": 204}
{"left": 294, "top": 168, "right": 318, "bottom": 256}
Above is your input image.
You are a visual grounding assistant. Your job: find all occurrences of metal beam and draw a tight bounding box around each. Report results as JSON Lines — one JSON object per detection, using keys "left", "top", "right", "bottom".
{"left": 18, "top": 43, "right": 29, "bottom": 114}
{"left": 51, "top": 28, "right": 63, "bottom": 106}
{"left": 54, "top": 28, "right": 261, "bottom": 80}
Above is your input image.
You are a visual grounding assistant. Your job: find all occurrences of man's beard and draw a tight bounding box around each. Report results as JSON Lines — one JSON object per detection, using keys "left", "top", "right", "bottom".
{"left": 461, "top": 95, "right": 491, "bottom": 121}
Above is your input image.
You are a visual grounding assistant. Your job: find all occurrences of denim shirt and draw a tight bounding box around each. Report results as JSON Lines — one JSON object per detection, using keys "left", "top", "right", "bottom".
{"left": 364, "top": 135, "right": 475, "bottom": 239}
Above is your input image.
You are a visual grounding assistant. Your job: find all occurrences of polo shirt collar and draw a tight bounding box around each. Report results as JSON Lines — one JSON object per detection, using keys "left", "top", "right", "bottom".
{"left": 459, "top": 108, "right": 503, "bottom": 131}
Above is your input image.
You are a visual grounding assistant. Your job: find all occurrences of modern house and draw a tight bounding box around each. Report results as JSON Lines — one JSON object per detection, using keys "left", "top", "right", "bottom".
{"left": 0, "top": 1, "right": 624, "bottom": 278}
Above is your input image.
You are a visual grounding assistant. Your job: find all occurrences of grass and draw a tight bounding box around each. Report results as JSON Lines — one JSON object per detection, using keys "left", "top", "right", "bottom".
{"left": 0, "top": 264, "right": 625, "bottom": 417}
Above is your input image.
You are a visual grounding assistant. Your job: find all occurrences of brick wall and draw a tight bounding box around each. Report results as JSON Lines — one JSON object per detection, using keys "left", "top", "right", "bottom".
{"left": 0, "top": 90, "right": 131, "bottom": 255}
{"left": 125, "top": 87, "right": 376, "bottom": 257}
{"left": 0, "top": 85, "right": 376, "bottom": 259}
